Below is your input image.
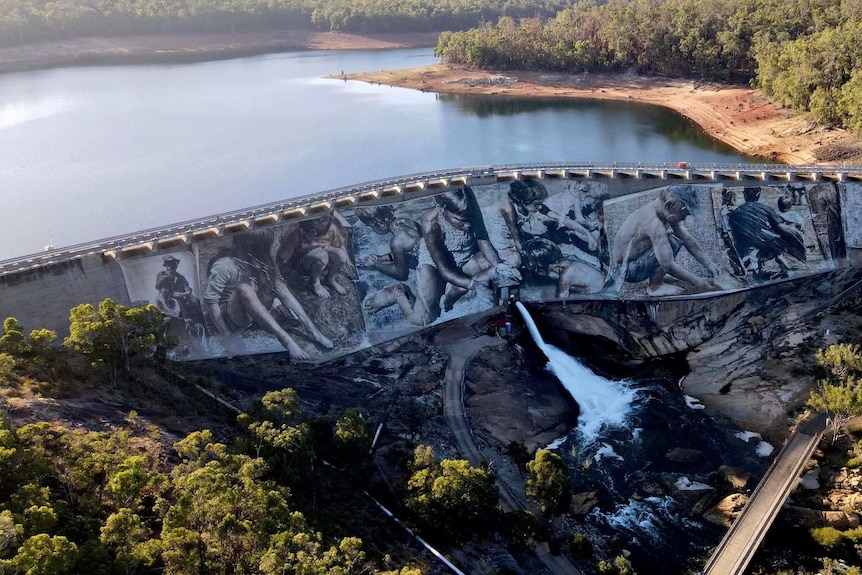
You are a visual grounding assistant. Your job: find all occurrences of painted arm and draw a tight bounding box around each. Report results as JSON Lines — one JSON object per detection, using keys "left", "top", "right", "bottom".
{"left": 206, "top": 303, "right": 231, "bottom": 335}
{"left": 538, "top": 205, "right": 597, "bottom": 250}
{"left": 423, "top": 216, "right": 473, "bottom": 289}
{"left": 499, "top": 201, "right": 524, "bottom": 255}
{"left": 672, "top": 221, "right": 721, "bottom": 277}
{"left": 651, "top": 223, "right": 709, "bottom": 287}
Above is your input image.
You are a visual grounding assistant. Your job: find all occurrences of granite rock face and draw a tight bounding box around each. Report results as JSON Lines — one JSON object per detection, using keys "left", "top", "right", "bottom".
{"left": 531, "top": 266, "right": 862, "bottom": 435}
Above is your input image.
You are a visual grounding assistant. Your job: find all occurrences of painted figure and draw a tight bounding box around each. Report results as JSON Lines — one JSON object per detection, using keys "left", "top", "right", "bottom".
{"left": 363, "top": 187, "right": 520, "bottom": 325}
{"left": 612, "top": 184, "right": 722, "bottom": 296}
{"left": 777, "top": 196, "right": 804, "bottom": 231}
{"left": 728, "top": 187, "right": 806, "bottom": 278}
{"left": 808, "top": 185, "right": 846, "bottom": 260}
{"left": 202, "top": 230, "right": 334, "bottom": 360}
{"left": 354, "top": 205, "right": 422, "bottom": 281}
{"left": 155, "top": 255, "right": 205, "bottom": 330}
{"left": 276, "top": 214, "right": 355, "bottom": 299}
{"left": 503, "top": 179, "right": 598, "bottom": 256}
{"left": 521, "top": 237, "right": 605, "bottom": 297}
{"left": 718, "top": 189, "right": 746, "bottom": 276}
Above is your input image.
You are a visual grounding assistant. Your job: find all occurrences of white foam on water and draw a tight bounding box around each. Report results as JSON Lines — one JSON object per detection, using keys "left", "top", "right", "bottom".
{"left": 684, "top": 395, "right": 706, "bottom": 410}
{"left": 756, "top": 441, "right": 774, "bottom": 457}
{"left": 674, "top": 476, "right": 713, "bottom": 491}
{"left": 734, "top": 430, "right": 762, "bottom": 442}
{"left": 544, "top": 435, "right": 568, "bottom": 450}
{"left": 594, "top": 442, "right": 624, "bottom": 461}
{"left": 517, "top": 302, "right": 637, "bottom": 444}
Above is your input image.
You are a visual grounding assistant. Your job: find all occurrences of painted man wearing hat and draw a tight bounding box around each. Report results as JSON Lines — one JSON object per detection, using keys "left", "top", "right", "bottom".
{"left": 155, "top": 254, "right": 197, "bottom": 319}
{"left": 612, "top": 184, "right": 722, "bottom": 296}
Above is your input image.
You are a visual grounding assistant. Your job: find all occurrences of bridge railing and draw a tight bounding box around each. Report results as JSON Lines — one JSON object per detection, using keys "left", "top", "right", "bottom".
{"left": 3, "top": 162, "right": 861, "bottom": 276}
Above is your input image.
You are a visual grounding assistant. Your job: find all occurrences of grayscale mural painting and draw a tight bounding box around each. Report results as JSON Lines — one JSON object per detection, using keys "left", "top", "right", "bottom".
{"left": 106, "top": 178, "right": 857, "bottom": 360}
{"left": 118, "top": 249, "right": 208, "bottom": 356}
{"left": 842, "top": 183, "right": 862, "bottom": 249}
{"left": 604, "top": 185, "right": 725, "bottom": 298}
{"left": 194, "top": 214, "right": 365, "bottom": 360}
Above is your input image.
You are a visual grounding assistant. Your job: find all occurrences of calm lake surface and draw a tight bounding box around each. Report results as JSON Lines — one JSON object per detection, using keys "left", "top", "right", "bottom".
{"left": 0, "top": 47, "right": 757, "bottom": 260}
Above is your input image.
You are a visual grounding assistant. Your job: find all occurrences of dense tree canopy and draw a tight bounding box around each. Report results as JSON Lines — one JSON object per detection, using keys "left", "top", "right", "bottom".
{"left": 0, "top": 300, "right": 420, "bottom": 575}
{"left": 0, "top": 0, "right": 568, "bottom": 46}
{"left": 405, "top": 445, "right": 500, "bottom": 542}
{"left": 435, "top": 0, "right": 862, "bottom": 133}
{"left": 64, "top": 299, "right": 176, "bottom": 384}
{"left": 807, "top": 343, "right": 862, "bottom": 443}
{"left": 525, "top": 449, "right": 570, "bottom": 516}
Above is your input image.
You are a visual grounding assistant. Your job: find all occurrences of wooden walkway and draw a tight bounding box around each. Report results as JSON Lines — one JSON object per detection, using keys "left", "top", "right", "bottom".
{"left": 702, "top": 413, "right": 826, "bottom": 575}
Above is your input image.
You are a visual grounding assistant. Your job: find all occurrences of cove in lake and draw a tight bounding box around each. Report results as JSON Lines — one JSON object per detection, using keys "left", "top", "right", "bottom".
{"left": 0, "top": 47, "right": 757, "bottom": 260}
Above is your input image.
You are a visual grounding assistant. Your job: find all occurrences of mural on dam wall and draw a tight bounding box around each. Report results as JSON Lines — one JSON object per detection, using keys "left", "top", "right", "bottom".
{"left": 120, "top": 213, "right": 366, "bottom": 360}
{"left": 110, "top": 178, "right": 859, "bottom": 360}
{"left": 841, "top": 182, "right": 862, "bottom": 249}
{"left": 118, "top": 248, "right": 208, "bottom": 354}
{"left": 344, "top": 180, "right": 610, "bottom": 339}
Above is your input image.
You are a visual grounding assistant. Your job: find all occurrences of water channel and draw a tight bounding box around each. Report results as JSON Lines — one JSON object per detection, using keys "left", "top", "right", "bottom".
{"left": 0, "top": 47, "right": 757, "bottom": 260}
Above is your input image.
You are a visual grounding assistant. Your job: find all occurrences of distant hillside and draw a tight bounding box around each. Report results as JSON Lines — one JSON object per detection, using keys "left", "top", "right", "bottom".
{"left": 0, "top": 0, "right": 567, "bottom": 46}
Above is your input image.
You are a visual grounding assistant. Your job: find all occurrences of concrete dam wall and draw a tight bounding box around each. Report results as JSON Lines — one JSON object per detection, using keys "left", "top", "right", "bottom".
{"left": 2, "top": 163, "right": 862, "bottom": 362}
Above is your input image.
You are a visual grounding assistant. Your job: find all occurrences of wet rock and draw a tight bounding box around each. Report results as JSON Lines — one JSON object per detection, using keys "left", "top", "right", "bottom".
{"left": 703, "top": 493, "right": 749, "bottom": 527}
{"left": 691, "top": 493, "right": 716, "bottom": 516}
{"left": 570, "top": 491, "right": 598, "bottom": 516}
{"left": 798, "top": 467, "right": 821, "bottom": 490}
{"left": 637, "top": 482, "right": 665, "bottom": 498}
{"left": 665, "top": 447, "right": 705, "bottom": 465}
{"left": 718, "top": 465, "right": 752, "bottom": 489}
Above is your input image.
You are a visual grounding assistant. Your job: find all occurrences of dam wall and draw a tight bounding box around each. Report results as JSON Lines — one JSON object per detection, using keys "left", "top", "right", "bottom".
{"left": 2, "top": 163, "right": 862, "bottom": 362}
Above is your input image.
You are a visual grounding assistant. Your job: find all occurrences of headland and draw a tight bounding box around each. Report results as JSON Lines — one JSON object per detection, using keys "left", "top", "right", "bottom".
{"left": 345, "top": 63, "right": 862, "bottom": 166}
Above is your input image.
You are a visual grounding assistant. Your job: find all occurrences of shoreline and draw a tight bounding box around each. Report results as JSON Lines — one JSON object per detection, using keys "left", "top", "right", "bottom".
{"left": 345, "top": 64, "right": 862, "bottom": 165}
{"left": 0, "top": 30, "right": 440, "bottom": 75}
{"left": 4, "top": 30, "right": 861, "bottom": 165}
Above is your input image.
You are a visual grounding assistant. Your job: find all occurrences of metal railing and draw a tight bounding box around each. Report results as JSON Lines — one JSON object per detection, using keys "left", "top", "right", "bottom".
{"left": 3, "top": 161, "right": 860, "bottom": 276}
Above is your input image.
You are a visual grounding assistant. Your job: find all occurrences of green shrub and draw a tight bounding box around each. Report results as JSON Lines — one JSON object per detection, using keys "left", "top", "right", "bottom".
{"left": 811, "top": 526, "right": 844, "bottom": 549}
{"left": 843, "top": 526, "right": 862, "bottom": 543}
{"left": 596, "top": 555, "right": 633, "bottom": 575}
{"left": 847, "top": 457, "right": 862, "bottom": 469}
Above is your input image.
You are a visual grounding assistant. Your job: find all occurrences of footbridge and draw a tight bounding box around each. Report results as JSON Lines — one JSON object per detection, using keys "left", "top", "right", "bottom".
{"left": 0, "top": 163, "right": 855, "bottom": 573}
{"left": 702, "top": 413, "right": 827, "bottom": 575}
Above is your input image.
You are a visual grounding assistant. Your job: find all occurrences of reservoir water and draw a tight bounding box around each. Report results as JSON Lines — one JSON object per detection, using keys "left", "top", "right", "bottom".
{"left": 0, "top": 47, "right": 756, "bottom": 260}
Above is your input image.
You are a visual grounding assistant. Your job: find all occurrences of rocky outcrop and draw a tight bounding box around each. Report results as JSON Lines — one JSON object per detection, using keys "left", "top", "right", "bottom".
{"left": 783, "top": 506, "right": 861, "bottom": 530}
{"left": 530, "top": 266, "right": 862, "bottom": 434}
{"left": 570, "top": 491, "right": 599, "bottom": 516}
{"left": 718, "top": 465, "right": 752, "bottom": 489}
{"left": 703, "top": 493, "right": 750, "bottom": 528}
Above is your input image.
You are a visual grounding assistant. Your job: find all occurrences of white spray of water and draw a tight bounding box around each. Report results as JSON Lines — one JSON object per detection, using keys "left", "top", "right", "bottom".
{"left": 684, "top": 395, "right": 706, "bottom": 410}
{"left": 516, "top": 302, "right": 637, "bottom": 443}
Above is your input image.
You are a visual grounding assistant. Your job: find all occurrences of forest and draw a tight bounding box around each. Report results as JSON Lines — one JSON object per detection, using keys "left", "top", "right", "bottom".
{"left": 434, "top": 0, "right": 862, "bottom": 134}
{"left": 0, "top": 0, "right": 568, "bottom": 46}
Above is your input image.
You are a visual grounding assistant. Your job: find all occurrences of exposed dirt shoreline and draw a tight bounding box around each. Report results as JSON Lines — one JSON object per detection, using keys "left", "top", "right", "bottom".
{"left": 0, "top": 30, "right": 440, "bottom": 75}
{"left": 345, "top": 64, "right": 862, "bottom": 165}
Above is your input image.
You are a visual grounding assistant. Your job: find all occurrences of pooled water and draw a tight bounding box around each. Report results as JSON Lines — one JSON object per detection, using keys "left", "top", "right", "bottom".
{"left": 516, "top": 302, "right": 638, "bottom": 443}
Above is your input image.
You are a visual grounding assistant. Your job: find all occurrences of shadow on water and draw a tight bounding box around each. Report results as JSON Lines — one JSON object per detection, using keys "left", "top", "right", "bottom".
{"left": 435, "top": 93, "right": 761, "bottom": 161}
